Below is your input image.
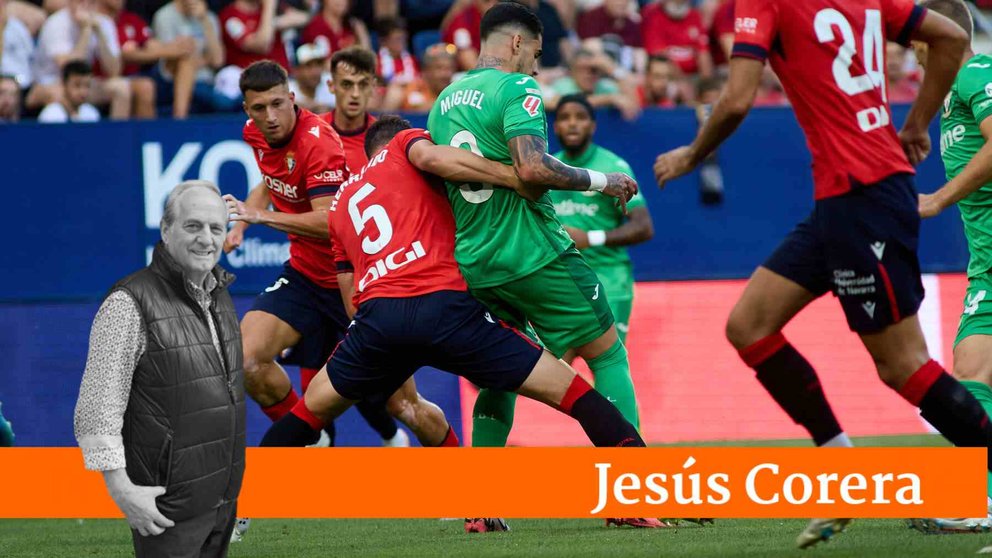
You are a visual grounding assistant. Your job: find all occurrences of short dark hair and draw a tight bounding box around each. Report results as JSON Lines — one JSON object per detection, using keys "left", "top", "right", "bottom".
{"left": 696, "top": 76, "right": 724, "bottom": 98}
{"left": 377, "top": 16, "right": 407, "bottom": 37}
{"left": 62, "top": 60, "right": 92, "bottom": 82}
{"left": 647, "top": 54, "right": 673, "bottom": 71}
{"left": 480, "top": 1, "right": 543, "bottom": 41}
{"left": 364, "top": 115, "right": 412, "bottom": 158}
{"left": 920, "top": 0, "right": 973, "bottom": 38}
{"left": 239, "top": 60, "right": 289, "bottom": 94}
{"left": 555, "top": 93, "right": 595, "bottom": 121}
{"left": 331, "top": 46, "right": 377, "bottom": 76}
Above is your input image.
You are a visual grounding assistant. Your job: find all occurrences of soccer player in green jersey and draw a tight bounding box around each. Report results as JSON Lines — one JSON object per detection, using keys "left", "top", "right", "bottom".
{"left": 426, "top": 3, "right": 660, "bottom": 529}
{"left": 549, "top": 94, "right": 654, "bottom": 421}
{"left": 912, "top": 0, "right": 992, "bottom": 535}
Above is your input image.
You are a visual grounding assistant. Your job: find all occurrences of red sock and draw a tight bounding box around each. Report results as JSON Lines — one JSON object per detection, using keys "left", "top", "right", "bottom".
{"left": 300, "top": 367, "right": 319, "bottom": 393}
{"left": 261, "top": 389, "right": 299, "bottom": 422}
{"left": 438, "top": 426, "right": 460, "bottom": 447}
{"left": 898, "top": 359, "right": 943, "bottom": 406}
{"left": 559, "top": 375, "right": 593, "bottom": 415}
{"left": 290, "top": 399, "right": 325, "bottom": 431}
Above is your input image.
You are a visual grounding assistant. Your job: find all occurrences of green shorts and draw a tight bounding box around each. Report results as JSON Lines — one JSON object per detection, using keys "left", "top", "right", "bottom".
{"left": 470, "top": 249, "right": 614, "bottom": 358}
{"left": 955, "top": 272, "right": 992, "bottom": 347}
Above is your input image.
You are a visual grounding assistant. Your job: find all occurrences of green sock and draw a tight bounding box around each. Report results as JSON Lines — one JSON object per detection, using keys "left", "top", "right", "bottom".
{"left": 0, "top": 402, "right": 13, "bottom": 447}
{"left": 472, "top": 389, "right": 517, "bottom": 447}
{"left": 960, "top": 380, "right": 992, "bottom": 499}
{"left": 587, "top": 339, "right": 640, "bottom": 430}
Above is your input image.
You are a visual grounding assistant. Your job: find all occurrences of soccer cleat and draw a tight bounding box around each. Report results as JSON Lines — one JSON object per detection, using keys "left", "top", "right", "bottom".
{"left": 605, "top": 517, "right": 670, "bottom": 528}
{"left": 383, "top": 429, "right": 410, "bottom": 447}
{"left": 665, "top": 518, "right": 715, "bottom": 526}
{"left": 464, "top": 518, "right": 510, "bottom": 533}
{"left": 796, "top": 518, "right": 852, "bottom": 548}
{"left": 230, "top": 518, "right": 251, "bottom": 543}
{"left": 908, "top": 517, "right": 992, "bottom": 534}
{"left": 979, "top": 544, "right": 992, "bottom": 554}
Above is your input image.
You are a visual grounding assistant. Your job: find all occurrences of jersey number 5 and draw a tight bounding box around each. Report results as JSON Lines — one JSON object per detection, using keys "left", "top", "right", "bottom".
{"left": 348, "top": 183, "right": 393, "bottom": 255}
{"left": 450, "top": 130, "right": 495, "bottom": 203}
{"left": 815, "top": 8, "right": 890, "bottom": 132}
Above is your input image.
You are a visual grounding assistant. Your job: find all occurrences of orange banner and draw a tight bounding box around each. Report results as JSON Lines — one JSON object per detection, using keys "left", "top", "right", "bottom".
{"left": 0, "top": 447, "right": 985, "bottom": 518}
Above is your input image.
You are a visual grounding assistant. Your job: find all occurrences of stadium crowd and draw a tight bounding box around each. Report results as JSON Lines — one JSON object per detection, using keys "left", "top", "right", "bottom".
{"left": 0, "top": 0, "right": 930, "bottom": 123}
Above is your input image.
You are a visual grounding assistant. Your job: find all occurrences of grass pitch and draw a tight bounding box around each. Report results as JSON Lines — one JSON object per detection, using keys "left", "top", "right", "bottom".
{"left": 2, "top": 435, "right": 988, "bottom": 557}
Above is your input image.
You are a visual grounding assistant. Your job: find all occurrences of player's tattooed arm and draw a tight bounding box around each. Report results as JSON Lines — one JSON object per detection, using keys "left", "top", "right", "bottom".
{"left": 508, "top": 135, "right": 638, "bottom": 212}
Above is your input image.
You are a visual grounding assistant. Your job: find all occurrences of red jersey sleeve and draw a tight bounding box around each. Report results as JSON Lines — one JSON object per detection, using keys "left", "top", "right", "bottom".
{"left": 329, "top": 219, "right": 353, "bottom": 273}
{"left": 304, "top": 134, "right": 349, "bottom": 200}
{"left": 395, "top": 128, "right": 433, "bottom": 158}
{"left": 880, "top": 0, "right": 926, "bottom": 46}
{"left": 731, "top": 0, "right": 778, "bottom": 62}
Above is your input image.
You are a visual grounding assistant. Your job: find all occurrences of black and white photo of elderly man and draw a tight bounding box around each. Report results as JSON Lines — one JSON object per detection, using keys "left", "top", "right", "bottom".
{"left": 74, "top": 179, "right": 246, "bottom": 558}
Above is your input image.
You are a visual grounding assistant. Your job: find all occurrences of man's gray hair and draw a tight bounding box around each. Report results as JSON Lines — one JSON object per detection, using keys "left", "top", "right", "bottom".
{"left": 161, "top": 180, "right": 223, "bottom": 228}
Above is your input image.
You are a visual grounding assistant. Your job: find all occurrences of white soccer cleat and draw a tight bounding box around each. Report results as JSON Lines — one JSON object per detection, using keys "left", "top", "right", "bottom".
{"left": 909, "top": 497, "right": 992, "bottom": 535}
{"left": 796, "top": 518, "right": 852, "bottom": 549}
{"left": 978, "top": 544, "right": 992, "bottom": 554}
{"left": 306, "top": 429, "right": 332, "bottom": 448}
{"left": 230, "top": 518, "right": 251, "bottom": 543}
{"left": 382, "top": 429, "right": 410, "bottom": 447}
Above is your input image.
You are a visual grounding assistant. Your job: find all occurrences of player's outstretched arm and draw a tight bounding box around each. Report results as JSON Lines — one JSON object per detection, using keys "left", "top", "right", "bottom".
{"left": 407, "top": 141, "right": 529, "bottom": 196}
{"left": 654, "top": 57, "right": 762, "bottom": 188}
{"left": 224, "top": 181, "right": 271, "bottom": 253}
{"left": 224, "top": 194, "right": 331, "bottom": 239}
{"left": 507, "top": 134, "right": 638, "bottom": 213}
{"left": 902, "top": 10, "right": 969, "bottom": 165}
{"left": 921, "top": 118, "right": 992, "bottom": 217}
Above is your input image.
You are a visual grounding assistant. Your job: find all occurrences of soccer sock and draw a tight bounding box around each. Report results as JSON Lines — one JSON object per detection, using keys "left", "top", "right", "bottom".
{"left": 587, "top": 338, "right": 640, "bottom": 429}
{"left": 435, "top": 426, "right": 460, "bottom": 447}
{"left": 560, "top": 375, "right": 645, "bottom": 447}
{"left": 472, "top": 389, "right": 517, "bottom": 447}
{"left": 300, "top": 367, "right": 319, "bottom": 394}
{"left": 960, "top": 380, "right": 992, "bottom": 498}
{"left": 260, "top": 400, "right": 322, "bottom": 447}
{"left": 260, "top": 388, "right": 299, "bottom": 423}
{"left": 355, "top": 400, "right": 399, "bottom": 441}
{"left": 739, "top": 333, "right": 844, "bottom": 446}
{"left": 898, "top": 361, "right": 992, "bottom": 471}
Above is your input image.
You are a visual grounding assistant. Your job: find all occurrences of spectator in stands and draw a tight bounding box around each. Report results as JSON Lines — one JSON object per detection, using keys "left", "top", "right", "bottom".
{"left": 641, "top": 0, "right": 712, "bottom": 77}
{"left": 97, "top": 0, "right": 158, "bottom": 118}
{"left": 289, "top": 42, "right": 334, "bottom": 112}
{"left": 754, "top": 66, "right": 787, "bottom": 106}
{"left": 0, "top": 74, "right": 20, "bottom": 121}
{"left": 549, "top": 47, "right": 640, "bottom": 119}
{"left": 29, "top": 0, "right": 133, "bottom": 119}
{"left": 637, "top": 54, "right": 681, "bottom": 107}
{"left": 577, "top": 0, "right": 641, "bottom": 49}
{"left": 516, "top": 0, "right": 571, "bottom": 70}
{"left": 152, "top": 0, "right": 229, "bottom": 118}
{"left": 301, "top": 0, "right": 370, "bottom": 57}
{"left": 2, "top": 0, "right": 35, "bottom": 96}
{"left": 375, "top": 17, "right": 418, "bottom": 84}
{"left": 887, "top": 41, "right": 918, "bottom": 104}
{"left": 707, "top": 0, "right": 733, "bottom": 71}
{"left": 441, "top": 0, "right": 496, "bottom": 70}
{"left": 39, "top": 59, "right": 101, "bottom": 121}
{"left": 8, "top": 0, "right": 45, "bottom": 36}
{"left": 381, "top": 41, "right": 455, "bottom": 112}
{"left": 695, "top": 74, "right": 721, "bottom": 105}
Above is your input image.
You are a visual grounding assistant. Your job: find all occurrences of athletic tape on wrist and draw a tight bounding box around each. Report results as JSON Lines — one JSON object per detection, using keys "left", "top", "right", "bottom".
{"left": 588, "top": 170, "right": 607, "bottom": 192}
{"left": 587, "top": 230, "right": 607, "bottom": 247}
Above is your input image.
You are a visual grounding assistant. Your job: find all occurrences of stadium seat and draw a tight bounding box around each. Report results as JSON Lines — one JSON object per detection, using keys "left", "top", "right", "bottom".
{"left": 412, "top": 30, "right": 442, "bottom": 61}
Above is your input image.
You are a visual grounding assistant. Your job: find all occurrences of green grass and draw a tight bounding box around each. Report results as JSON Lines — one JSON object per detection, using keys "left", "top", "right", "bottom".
{"left": 1, "top": 435, "right": 987, "bottom": 558}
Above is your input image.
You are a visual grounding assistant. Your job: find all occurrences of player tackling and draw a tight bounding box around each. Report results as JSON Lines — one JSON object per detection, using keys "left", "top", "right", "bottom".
{"left": 653, "top": 0, "right": 991, "bottom": 548}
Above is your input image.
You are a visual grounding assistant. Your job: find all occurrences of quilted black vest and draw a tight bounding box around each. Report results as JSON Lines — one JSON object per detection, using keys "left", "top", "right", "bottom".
{"left": 109, "top": 242, "right": 245, "bottom": 522}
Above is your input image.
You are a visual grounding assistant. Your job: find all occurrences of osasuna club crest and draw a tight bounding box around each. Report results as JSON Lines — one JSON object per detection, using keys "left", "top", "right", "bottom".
{"left": 286, "top": 151, "right": 296, "bottom": 172}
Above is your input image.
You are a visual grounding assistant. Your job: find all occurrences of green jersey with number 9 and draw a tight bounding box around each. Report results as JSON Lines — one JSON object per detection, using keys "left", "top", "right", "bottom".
{"left": 427, "top": 67, "right": 574, "bottom": 288}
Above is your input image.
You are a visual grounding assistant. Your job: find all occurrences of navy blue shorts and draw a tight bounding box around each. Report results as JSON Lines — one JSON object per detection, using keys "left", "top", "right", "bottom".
{"left": 327, "top": 290, "right": 544, "bottom": 401}
{"left": 763, "top": 173, "right": 925, "bottom": 333}
{"left": 250, "top": 263, "right": 349, "bottom": 369}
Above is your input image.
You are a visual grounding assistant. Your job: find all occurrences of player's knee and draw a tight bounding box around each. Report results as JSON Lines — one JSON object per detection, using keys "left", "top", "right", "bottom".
{"left": 725, "top": 308, "right": 761, "bottom": 350}
{"left": 386, "top": 394, "right": 417, "bottom": 426}
{"left": 873, "top": 354, "right": 928, "bottom": 391}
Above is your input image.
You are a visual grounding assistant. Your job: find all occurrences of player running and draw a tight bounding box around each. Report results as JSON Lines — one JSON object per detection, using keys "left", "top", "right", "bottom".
{"left": 653, "top": 0, "right": 990, "bottom": 549}
{"left": 226, "top": 60, "right": 409, "bottom": 450}
{"left": 550, "top": 94, "right": 654, "bottom": 426}
{"left": 910, "top": 0, "right": 992, "bottom": 535}
{"left": 260, "top": 116, "right": 647, "bottom": 505}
